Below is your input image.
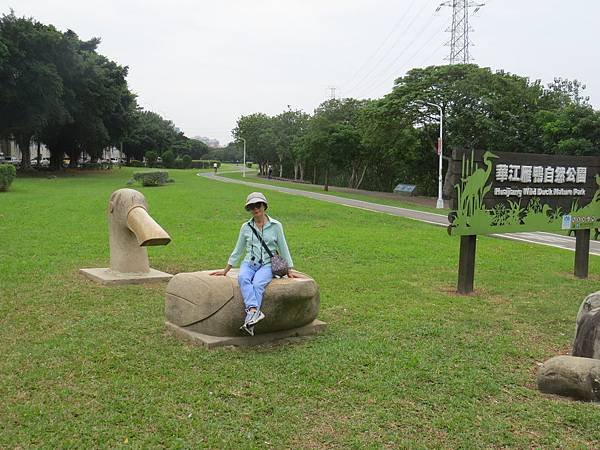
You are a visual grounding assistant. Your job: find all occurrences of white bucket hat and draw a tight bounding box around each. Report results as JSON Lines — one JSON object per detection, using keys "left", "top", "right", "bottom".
{"left": 245, "top": 192, "right": 268, "bottom": 209}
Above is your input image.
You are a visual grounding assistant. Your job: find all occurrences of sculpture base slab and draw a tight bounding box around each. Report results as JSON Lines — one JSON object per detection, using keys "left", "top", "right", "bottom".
{"left": 165, "top": 319, "right": 327, "bottom": 349}
{"left": 79, "top": 268, "right": 173, "bottom": 285}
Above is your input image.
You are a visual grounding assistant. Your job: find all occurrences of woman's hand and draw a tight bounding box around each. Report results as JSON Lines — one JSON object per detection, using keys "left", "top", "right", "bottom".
{"left": 210, "top": 264, "right": 232, "bottom": 276}
{"left": 210, "top": 270, "right": 226, "bottom": 276}
{"left": 287, "top": 269, "right": 295, "bottom": 278}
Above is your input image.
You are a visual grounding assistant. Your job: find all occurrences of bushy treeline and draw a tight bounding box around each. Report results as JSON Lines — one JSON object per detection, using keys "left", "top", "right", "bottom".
{"left": 0, "top": 12, "right": 209, "bottom": 169}
{"left": 234, "top": 65, "right": 600, "bottom": 194}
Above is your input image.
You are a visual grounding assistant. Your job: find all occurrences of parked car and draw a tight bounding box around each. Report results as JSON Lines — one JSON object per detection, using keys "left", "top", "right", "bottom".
{"left": 2, "top": 156, "right": 20, "bottom": 165}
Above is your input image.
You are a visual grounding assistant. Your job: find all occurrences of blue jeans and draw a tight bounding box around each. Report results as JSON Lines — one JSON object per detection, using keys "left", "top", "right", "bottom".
{"left": 238, "top": 261, "right": 273, "bottom": 310}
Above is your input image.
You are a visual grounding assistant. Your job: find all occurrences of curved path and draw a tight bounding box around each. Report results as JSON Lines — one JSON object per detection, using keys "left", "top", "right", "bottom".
{"left": 200, "top": 171, "right": 600, "bottom": 256}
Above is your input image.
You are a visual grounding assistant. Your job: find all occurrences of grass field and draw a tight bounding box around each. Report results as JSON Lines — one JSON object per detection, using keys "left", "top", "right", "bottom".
{"left": 2, "top": 167, "right": 600, "bottom": 448}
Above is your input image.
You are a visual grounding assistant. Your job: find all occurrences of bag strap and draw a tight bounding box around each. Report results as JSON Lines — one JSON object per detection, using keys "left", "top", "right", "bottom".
{"left": 247, "top": 222, "right": 274, "bottom": 258}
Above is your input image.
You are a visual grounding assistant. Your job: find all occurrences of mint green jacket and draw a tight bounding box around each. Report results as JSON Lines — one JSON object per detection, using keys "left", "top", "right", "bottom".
{"left": 227, "top": 217, "right": 294, "bottom": 268}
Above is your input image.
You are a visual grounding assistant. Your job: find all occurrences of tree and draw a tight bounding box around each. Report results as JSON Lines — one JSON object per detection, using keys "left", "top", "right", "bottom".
{"left": 298, "top": 99, "right": 367, "bottom": 191}
{"left": 547, "top": 78, "right": 590, "bottom": 107}
{"left": 272, "top": 108, "right": 310, "bottom": 178}
{"left": 357, "top": 100, "right": 422, "bottom": 192}
{"left": 122, "top": 110, "right": 179, "bottom": 161}
{"left": 145, "top": 150, "right": 158, "bottom": 166}
{"left": 0, "top": 13, "right": 68, "bottom": 169}
{"left": 232, "top": 113, "right": 277, "bottom": 175}
{"left": 383, "top": 64, "right": 562, "bottom": 156}
{"left": 161, "top": 149, "right": 175, "bottom": 168}
{"left": 181, "top": 154, "right": 192, "bottom": 168}
{"left": 537, "top": 104, "right": 600, "bottom": 156}
{"left": 37, "top": 29, "right": 134, "bottom": 169}
{"left": 171, "top": 136, "right": 209, "bottom": 160}
{"left": 373, "top": 64, "right": 598, "bottom": 195}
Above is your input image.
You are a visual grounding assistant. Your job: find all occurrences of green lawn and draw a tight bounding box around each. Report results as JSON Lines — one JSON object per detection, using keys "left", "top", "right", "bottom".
{"left": 2, "top": 167, "right": 600, "bottom": 448}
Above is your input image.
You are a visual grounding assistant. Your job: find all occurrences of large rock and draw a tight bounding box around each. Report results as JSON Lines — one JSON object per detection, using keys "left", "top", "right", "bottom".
{"left": 537, "top": 355, "right": 600, "bottom": 401}
{"left": 165, "top": 270, "right": 326, "bottom": 348}
{"left": 573, "top": 291, "right": 600, "bottom": 358}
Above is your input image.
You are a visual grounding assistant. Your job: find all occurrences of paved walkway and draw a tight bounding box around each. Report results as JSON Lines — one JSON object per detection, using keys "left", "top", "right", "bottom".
{"left": 200, "top": 171, "right": 600, "bottom": 256}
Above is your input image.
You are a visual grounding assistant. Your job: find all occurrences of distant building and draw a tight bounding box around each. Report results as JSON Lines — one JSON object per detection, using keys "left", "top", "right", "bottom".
{"left": 195, "top": 136, "right": 221, "bottom": 148}
{"left": 0, "top": 138, "right": 50, "bottom": 160}
{"left": 0, "top": 138, "right": 123, "bottom": 162}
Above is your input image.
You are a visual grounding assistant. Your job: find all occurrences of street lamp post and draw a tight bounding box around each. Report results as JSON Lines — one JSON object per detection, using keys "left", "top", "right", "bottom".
{"left": 239, "top": 138, "right": 247, "bottom": 178}
{"left": 425, "top": 102, "right": 444, "bottom": 209}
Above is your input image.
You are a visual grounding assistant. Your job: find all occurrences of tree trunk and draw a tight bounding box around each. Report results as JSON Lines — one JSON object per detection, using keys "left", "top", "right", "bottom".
{"left": 49, "top": 148, "right": 63, "bottom": 171}
{"left": 300, "top": 163, "right": 304, "bottom": 181}
{"left": 278, "top": 155, "right": 283, "bottom": 178}
{"left": 17, "top": 135, "right": 32, "bottom": 170}
{"left": 356, "top": 165, "right": 368, "bottom": 190}
{"left": 36, "top": 141, "right": 42, "bottom": 166}
{"left": 313, "top": 166, "right": 317, "bottom": 184}
{"left": 293, "top": 162, "right": 298, "bottom": 180}
{"left": 324, "top": 165, "right": 329, "bottom": 192}
{"left": 348, "top": 166, "right": 356, "bottom": 188}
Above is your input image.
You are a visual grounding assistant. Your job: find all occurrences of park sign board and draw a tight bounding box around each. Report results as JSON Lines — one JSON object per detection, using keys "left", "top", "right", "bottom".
{"left": 447, "top": 149, "right": 600, "bottom": 236}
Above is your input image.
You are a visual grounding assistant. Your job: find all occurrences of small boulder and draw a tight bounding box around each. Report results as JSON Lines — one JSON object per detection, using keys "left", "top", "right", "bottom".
{"left": 537, "top": 355, "right": 600, "bottom": 401}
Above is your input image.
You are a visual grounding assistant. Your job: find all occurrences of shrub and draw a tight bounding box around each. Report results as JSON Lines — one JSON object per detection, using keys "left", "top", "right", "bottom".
{"left": 145, "top": 151, "right": 158, "bottom": 167}
{"left": 127, "top": 159, "right": 144, "bottom": 167}
{"left": 246, "top": 162, "right": 253, "bottom": 168}
{"left": 181, "top": 154, "right": 192, "bottom": 169}
{"left": 162, "top": 150, "right": 175, "bottom": 168}
{"left": 132, "top": 171, "right": 169, "bottom": 186}
{"left": 173, "top": 158, "right": 183, "bottom": 169}
{"left": 190, "top": 160, "right": 222, "bottom": 169}
{"left": 0, "top": 164, "right": 16, "bottom": 191}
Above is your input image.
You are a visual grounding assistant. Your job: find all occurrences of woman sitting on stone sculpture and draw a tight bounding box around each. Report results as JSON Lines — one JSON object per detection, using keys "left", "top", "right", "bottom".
{"left": 210, "top": 192, "right": 294, "bottom": 335}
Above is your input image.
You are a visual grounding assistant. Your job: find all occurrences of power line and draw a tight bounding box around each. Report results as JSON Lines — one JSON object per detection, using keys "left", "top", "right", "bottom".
{"left": 341, "top": 0, "right": 420, "bottom": 90}
{"left": 414, "top": 40, "right": 447, "bottom": 69}
{"left": 352, "top": 11, "right": 446, "bottom": 98}
{"left": 357, "top": 17, "right": 452, "bottom": 98}
{"left": 343, "top": 0, "right": 439, "bottom": 95}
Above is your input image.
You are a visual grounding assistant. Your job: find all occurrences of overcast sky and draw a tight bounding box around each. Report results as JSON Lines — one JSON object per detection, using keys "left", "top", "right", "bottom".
{"left": 6, "top": 0, "right": 600, "bottom": 146}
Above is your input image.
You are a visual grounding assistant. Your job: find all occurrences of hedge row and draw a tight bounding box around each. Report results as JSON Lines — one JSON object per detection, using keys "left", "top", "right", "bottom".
{"left": 191, "top": 160, "right": 221, "bottom": 169}
{"left": 0, "top": 164, "right": 16, "bottom": 191}
{"left": 132, "top": 171, "right": 169, "bottom": 186}
{"left": 127, "top": 156, "right": 200, "bottom": 169}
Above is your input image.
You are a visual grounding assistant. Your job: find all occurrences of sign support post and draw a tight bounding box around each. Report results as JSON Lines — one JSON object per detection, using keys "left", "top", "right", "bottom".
{"left": 574, "top": 229, "right": 591, "bottom": 278}
{"left": 457, "top": 235, "right": 477, "bottom": 294}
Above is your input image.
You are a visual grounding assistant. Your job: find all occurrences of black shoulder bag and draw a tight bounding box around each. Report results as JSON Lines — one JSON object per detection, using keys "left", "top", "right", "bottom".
{"left": 247, "top": 222, "right": 290, "bottom": 277}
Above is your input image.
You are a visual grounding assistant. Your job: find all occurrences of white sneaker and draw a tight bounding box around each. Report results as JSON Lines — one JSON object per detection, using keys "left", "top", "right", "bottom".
{"left": 247, "top": 310, "right": 265, "bottom": 326}
{"left": 240, "top": 323, "right": 254, "bottom": 336}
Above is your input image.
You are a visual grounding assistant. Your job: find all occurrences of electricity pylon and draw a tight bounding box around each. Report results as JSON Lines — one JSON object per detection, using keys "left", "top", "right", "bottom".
{"left": 436, "top": 0, "right": 484, "bottom": 64}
